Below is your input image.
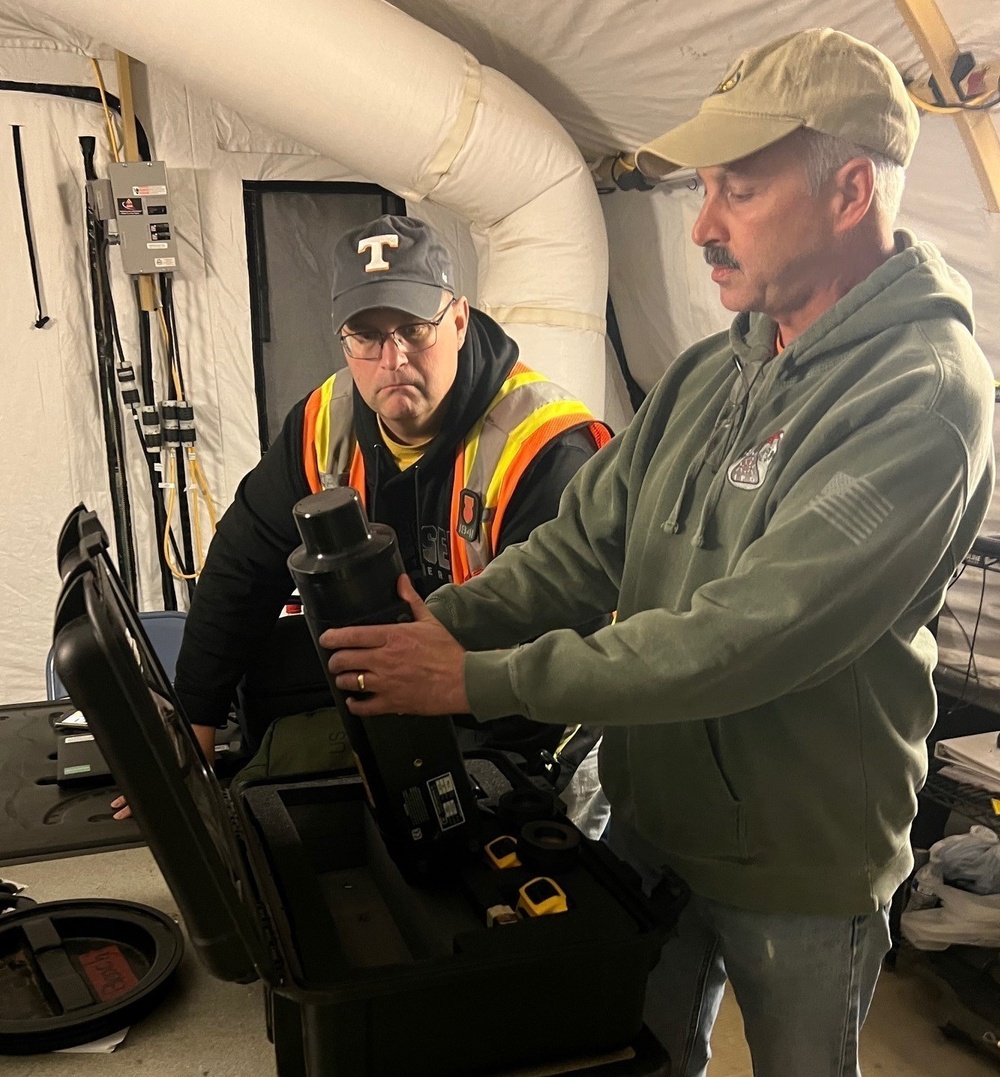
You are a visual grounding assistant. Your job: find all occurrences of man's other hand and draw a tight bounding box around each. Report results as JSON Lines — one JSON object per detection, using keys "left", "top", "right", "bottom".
{"left": 321, "top": 574, "right": 470, "bottom": 716}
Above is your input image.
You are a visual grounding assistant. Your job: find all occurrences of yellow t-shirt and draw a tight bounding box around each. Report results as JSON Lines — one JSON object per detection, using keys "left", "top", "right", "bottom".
{"left": 377, "top": 416, "right": 431, "bottom": 472}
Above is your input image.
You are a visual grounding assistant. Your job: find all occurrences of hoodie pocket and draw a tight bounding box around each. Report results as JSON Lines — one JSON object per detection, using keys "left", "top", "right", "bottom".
{"left": 625, "top": 721, "right": 748, "bottom": 863}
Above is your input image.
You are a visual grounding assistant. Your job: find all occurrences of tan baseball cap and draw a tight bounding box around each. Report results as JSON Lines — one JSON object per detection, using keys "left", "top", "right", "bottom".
{"left": 635, "top": 28, "right": 920, "bottom": 179}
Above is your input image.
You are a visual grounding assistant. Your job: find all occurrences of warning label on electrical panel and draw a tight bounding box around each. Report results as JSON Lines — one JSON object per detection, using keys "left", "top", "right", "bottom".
{"left": 132, "top": 185, "right": 167, "bottom": 197}
{"left": 117, "top": 197, "right": 143, "bottom": 215}
{"left": 154, "top": 257, "right": 177, "bottom": 268}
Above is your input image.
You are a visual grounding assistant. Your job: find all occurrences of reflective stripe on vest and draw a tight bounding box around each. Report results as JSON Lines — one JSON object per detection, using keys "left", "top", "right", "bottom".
{"left": 450, "top": 361, "right": 609, "bottom": 580}
{"left": 302, "top": 370, "right": 355, "bottom": 492}
{"left": 302, "top": 363, "right": 609, "bottom": 583}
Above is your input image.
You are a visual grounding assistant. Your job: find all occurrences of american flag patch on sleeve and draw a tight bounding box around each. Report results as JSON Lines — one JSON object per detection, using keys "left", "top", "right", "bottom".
{"left": 808, "top": 471, "right": 892, "bottom": 546}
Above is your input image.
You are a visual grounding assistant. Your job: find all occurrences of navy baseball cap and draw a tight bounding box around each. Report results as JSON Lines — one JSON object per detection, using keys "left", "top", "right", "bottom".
{"left": 331, "top": 214, "right": 455, "bottom": 331}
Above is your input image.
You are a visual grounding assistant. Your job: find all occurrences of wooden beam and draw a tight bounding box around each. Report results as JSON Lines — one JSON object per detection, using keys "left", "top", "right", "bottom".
{"left": 114, "top": 50, "right": 157, "bottom": 310}
{"left": 114, "top": 50, "right": 141, "bottom": 162}
{"left": 893, "top": 0, "right": 1000, "bottom": 212}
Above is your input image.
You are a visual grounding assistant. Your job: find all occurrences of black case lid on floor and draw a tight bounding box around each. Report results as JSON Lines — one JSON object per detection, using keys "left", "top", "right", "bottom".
{"left": 51, "top": 507, "right": 269, "bottom": 985}
{"left": 0, "top": 898, "right": 183, "bottom": 1054}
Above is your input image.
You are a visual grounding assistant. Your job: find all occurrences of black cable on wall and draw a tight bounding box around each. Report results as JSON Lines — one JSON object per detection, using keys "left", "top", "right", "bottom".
{"left": 80, "top": 135, "right": 140, "bottom": 603}
{"left": 606, "top": 293, "right": 646, "bottom": 414}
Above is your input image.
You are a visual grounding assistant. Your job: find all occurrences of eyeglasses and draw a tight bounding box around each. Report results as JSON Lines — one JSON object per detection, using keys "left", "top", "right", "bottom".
{"left": 340, "top": 298, "right": 457, "bottom": 361}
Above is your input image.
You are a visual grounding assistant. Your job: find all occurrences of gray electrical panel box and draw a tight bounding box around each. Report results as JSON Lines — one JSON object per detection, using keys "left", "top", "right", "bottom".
{"left": 108, "top": 161, "right": 179, "bottom": 275}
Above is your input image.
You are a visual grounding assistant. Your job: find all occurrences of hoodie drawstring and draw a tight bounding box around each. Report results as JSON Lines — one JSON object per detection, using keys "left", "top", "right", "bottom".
{"left": 370, "top": 442, "right": 382, "bottom": 519}
{"left": 665, "top": 354, "right": 764, "bottom": 546}
{"left": 691, "top": 470, "right": 727, "bottom": 549}
{"left": 412, "top": 462, "right": 423, "bottom": 566}
{"left": 662, "top": 450, "right": 708, "bottom": 535}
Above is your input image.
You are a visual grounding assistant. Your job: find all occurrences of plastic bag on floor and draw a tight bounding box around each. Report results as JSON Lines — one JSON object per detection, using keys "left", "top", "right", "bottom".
{"left": 902, "top": 827, "right": 1000, "bottom": 950}
{"left": 931, "top": 825, "right": 1000, "bottom": 895}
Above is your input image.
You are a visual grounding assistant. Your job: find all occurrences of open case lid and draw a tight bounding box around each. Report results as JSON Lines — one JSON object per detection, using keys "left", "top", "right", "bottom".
{"left": 51, "top": 506, "right": 269, "bottom": 985}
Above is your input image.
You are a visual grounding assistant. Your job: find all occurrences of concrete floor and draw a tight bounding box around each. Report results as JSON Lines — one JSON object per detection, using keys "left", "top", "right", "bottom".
{"left": 2, "top": 847, "right": 998, "bottom": 1077}
{"left": 1, "top": 848, "right": 263, "bottom": 1077}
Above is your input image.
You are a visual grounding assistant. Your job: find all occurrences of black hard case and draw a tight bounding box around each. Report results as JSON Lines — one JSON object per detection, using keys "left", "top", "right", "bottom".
{"left": 52, "top": 514, "right": 675, "bottom": 1076}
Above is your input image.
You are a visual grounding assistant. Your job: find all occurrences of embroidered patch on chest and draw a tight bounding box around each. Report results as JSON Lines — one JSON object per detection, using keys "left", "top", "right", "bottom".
{"left": 727, "top": 431, "right": 784, "bottom": 490}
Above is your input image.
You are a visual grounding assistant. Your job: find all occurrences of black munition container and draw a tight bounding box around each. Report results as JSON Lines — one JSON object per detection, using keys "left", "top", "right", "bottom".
{"left": 287, "top": 487, "right": 480, "bottom": 874}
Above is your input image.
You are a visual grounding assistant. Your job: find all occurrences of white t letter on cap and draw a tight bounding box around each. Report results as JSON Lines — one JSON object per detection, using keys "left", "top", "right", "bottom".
{"left": 357, "top": 233, "right": 400, "bottom": 273}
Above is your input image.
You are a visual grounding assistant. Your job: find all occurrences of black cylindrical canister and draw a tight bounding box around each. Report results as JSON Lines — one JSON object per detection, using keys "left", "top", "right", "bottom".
{"left": 288, "top": 488, "right": 479, "bottom": 874}
{"left": 288, "top": 487, "right": 405, "bottom": 634}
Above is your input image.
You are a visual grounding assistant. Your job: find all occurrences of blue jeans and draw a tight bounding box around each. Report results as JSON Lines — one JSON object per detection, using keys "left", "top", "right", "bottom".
{"left": 606, "top": 822, "right": 891, "bottom": 1077}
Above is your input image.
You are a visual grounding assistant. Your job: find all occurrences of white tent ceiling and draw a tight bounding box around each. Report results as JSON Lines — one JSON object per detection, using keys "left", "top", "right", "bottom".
{"left": 0, "top": 0, "right": 998, "bottom": 708}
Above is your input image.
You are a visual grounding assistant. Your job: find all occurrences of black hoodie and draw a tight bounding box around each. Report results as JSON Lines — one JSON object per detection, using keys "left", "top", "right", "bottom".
{"left": 174, "top": 309, "right": 601, "bottom": 733}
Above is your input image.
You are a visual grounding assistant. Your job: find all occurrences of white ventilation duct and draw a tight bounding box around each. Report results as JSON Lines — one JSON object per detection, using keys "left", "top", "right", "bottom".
{"left": 27, "top": 0, "right": 609, "bottom": 414}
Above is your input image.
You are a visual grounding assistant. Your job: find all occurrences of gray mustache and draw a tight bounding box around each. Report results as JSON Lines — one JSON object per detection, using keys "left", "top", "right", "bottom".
{"left": 704, "top": 245, "right": 740, "bottom": 270}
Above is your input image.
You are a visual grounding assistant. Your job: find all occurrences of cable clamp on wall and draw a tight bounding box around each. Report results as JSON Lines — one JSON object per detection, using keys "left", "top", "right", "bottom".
{"left": 115, "top": 363, "right": 140, "bottom": 408}
{"left": 160, "top": 400, "right": 180, "bottom": 448}
{"left": 140, "top": 405, "right": 162, "bottom": 453}
{"left": 176, "top": 400, "right": 196, "bottom": 445}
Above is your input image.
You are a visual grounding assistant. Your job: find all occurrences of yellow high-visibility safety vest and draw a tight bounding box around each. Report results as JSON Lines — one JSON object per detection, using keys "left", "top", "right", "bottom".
{"left": 301, "top": 361, "right": 610, "bottom": 583}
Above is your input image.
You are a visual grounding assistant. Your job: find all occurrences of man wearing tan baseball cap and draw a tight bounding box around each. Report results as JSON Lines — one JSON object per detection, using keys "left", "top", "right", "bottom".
{"left": 633, "top": 27, "right": 922, "bottom": 346}
{"left": 636, "top": 26, "right": 919, "bottom": 176}
{"left": 315, "top": 29, "right": 995, "bottom": 1077}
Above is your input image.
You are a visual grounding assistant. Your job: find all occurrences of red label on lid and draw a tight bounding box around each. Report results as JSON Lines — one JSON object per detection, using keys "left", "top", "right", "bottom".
{"left": 78, "top": 944, "right": 140, "bottom": 1003}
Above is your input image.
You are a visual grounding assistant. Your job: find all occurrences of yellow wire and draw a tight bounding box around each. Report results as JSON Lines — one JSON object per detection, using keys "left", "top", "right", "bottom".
{"left": 162, "top": 450, "right": 219, "bottom": 581}
{"left": 162, "top": 454, "right": 200, "bottom": 581}
{"left": 156, "top": 306, "right": 184, "bottom": 400}
{"left": 191, "top": 478, "right": 202, "bottom": 572}
{"left": 190, "top": 452, "right": 218, "bottom": 530}
{"left": 190, "top": 450, "right": 218, "bottom": 574}
{"left": 187, "top": 449, "right": 214, "bottom": 572}
{"left": 907, "top": 82, "right": 1000, "bottom": 114}
{"left": 88, "top": 58, "right": 121, "bottom": 162}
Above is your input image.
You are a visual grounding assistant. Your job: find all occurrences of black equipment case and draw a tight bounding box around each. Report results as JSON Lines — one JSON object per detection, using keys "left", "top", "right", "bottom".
{"left": 51, "top": 508, "right": 680, "bottom": 1076}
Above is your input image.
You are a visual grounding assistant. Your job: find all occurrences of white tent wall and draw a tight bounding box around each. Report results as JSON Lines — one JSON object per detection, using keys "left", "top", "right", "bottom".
{"left": 0, "top": 66, "right": 165, "bottom": 701}
{"left": 1, "top": 0, "right": 999, "bottom": 708}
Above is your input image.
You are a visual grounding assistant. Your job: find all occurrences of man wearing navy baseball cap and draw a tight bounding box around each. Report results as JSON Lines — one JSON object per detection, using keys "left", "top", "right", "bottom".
{"left": 171, "top": 213, "right": 611, "bottom": 828}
